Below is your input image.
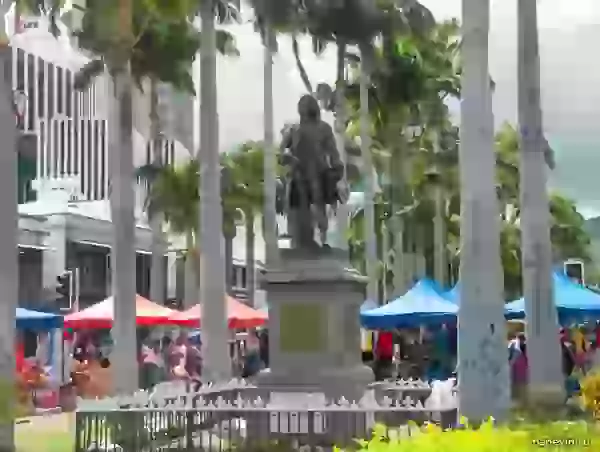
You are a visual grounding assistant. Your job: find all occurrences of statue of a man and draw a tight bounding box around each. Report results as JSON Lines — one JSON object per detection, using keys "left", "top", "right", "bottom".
{"left": 278, "top": 95, "right": 344, "bottom": 249}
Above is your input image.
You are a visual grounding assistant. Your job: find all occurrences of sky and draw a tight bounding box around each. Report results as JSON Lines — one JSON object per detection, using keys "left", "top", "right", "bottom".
{"left": 197, "top": 0, "right": 600, "bottom": 218}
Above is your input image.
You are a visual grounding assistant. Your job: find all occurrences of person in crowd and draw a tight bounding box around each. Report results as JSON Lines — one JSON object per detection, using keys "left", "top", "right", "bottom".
{"left": 185, "top": 340, "right": 202, "bottom": 380}
{"left": 361, "top": 330, "right": 374, "bottom": 363}
{"left": 589, "top": 339, "right": 600, "bottom": 371}
{"left": 373, "top": 330, "right": 394, "bottom": 381}
{"left": 259, "top": 329, "right": 269, "bottom": 368}
{"left": 242, "top": 330, "right": 262, "bottom": 378}
{"left": 140, "top": 340, "right": 164, "bottom": 389}
{"left": 431, "top": 324, "right": 452, "bottom": 378}
{"left": 572, "top": 325, "right": 588, "bottom": 371}
{"left": 560, "top": 330, "right": 576, "bottom": 377}
{"left": 509, "top": 333, "right": 528, "bottom": 403}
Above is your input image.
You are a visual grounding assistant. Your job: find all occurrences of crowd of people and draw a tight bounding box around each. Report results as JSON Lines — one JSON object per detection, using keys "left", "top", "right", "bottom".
{"left": 508, "top": 324, "right": 600, "bottom": 399}
{"left": 364, "top": 325, "right": 458, "bottom": 381}
{"left": 364, "top": 322, "right": 600, "bottom": 401}
{"left": 66, "top": 327, "right": 271, "bottom": 392}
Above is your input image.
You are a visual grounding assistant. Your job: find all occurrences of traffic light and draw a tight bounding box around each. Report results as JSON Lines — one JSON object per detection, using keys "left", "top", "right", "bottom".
{"left": 56, "top": 272, "right": 71, "bottom": 299}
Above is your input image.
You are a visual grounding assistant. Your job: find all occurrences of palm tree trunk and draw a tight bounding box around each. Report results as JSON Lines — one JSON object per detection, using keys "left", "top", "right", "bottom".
{"left": 149, "top": 78, "right": 165, "bottom": 304}
{"left": 359, "top": 61, "right": 377, "bottom": 304}
{"left": 199, "top": 0, "right": 230, "bottom": 380}
{"left": 517, "top": 0, "right": 564, "bottom": 403}
{"left": 389, "top": 125, "right": 407, "bottom": 297}
{"left": 0, "top": 9, "right": 19, "bottom": 448}
{"left": 458, "top": 0, "right": 509, "bottom": 421}
{"left": 110, "top": 0, "right": 138, "bottom": 394}
{"left": 391, "top": 216, "right": 405, "bottom": 294}
{"left": 110, "top": 70, "right": 138, "bottom": 393}
{"left": 183, "top": 232, "right": 197, "bottom": 308}
{"left": 245, "top": 212, "right": 256, "bottom": 306}
{"left": 263, "top": 25, "right": 278, "bottom": 266}
{"left": 330, "top": 40, "right": 350, "bottom": 250}
{"left": 415, "top": 227, "right": 425, "bottom": 279}
{"left": 432, "top": 131, "right": 446, "bottom": 287}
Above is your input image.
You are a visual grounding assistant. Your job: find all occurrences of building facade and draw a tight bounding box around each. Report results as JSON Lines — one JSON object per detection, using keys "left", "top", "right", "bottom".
{"left": 11, "top": 13, "right": 256, "bottom": 310}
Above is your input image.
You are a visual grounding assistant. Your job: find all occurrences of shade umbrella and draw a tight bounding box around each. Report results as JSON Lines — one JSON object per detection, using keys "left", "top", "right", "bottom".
{"left": 360, "top": 279, "right": 458, "bottom": 329}
{"left": 504, "top": 272, "right": 600, "bottom": 321}
{"left": 64, "top": 295, "right": 183, "bottom": 329}
{"left": 16, "top": 308, "right": 63, "bottom": 330}
{"left": 170, "top": 296, "right": 268, "bottom": 329}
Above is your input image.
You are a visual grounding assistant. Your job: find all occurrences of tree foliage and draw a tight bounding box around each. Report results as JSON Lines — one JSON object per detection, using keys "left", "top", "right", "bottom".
{"left": 71, "top": 0, "right": 239, "bottom": 93}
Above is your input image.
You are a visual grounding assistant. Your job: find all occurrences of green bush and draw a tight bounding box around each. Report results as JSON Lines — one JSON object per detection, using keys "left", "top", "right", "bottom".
{"left": 345, "top": 419, "right": 599, "bottom": 451}
{"left": 580, "top": 368, "right": 600, "bottom": 418}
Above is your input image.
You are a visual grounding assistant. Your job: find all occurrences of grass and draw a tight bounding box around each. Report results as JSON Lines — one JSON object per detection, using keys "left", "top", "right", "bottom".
{"left": 15, "top": 414, "right": 74, "bottom": 452}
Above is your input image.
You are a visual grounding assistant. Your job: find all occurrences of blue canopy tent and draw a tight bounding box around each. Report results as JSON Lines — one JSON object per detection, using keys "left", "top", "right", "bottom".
{"left": 360, "top": 299, "right": 378, "bottom": 312}
{"left": 16, "top": 307, "right": 63, "bottom": 330}
{"left": 443, "top": 282, "right": 460, "bottom": 304}
{"left": 504, "top": 272, "right": 600, "bottom": 321}
{"left": 360, "top": 279, "right": 458, "bottom": 329}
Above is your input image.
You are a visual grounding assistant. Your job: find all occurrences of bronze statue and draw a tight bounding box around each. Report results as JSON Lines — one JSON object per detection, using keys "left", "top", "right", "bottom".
{"left": 277, "top": 95, "right": 345, "bottom": 249}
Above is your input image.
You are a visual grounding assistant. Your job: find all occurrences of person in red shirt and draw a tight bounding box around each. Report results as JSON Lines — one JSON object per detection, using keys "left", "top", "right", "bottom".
{"left": 373, "top": 331, "right": 394, "bottom": 380}
{"left": 16, "top": 341, "right": 25, "bottom": 373}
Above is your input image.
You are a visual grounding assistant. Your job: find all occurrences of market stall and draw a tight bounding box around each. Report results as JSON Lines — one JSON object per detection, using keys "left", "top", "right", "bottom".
{"left": 64, "top": 294, "right": 185, "bottom": 328}
{"left": 360, "top": 279, "right": 458, "bottom": 329}
{"left": 63, "top": 295, "right": 186, "bottom": 398}
{"left": 15, "top": 308, "right": 64, "bottom": 415}
{"left": 170, "top": 296, "right": 268, "bottom": 329}
{"left": 504, "top": 272, "right": 600, "bottom": 322}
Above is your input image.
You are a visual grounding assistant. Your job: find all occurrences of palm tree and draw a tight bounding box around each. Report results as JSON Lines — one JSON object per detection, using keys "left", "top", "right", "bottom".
{"left": 138, "top": 160, "right": 200, "bottom": 307}
{"left": 457, "top": 0, "right": 509, "bottom": 421}
{"left": 223, "top": 142, "right": 265, "bottom": 306}
{"left": 516, "top": 0, "right": 564, "bottom": 406}
{"left": 0, "top": 0, "right": 20, "bottom": 446}
{"left": 72, "top": 0, "right": 202, "bottom": 392}
{"left": 344, "top": 18, "right": 457, "bottom": 294}
{"left": 148, "top": 79, "right": 166, "bottom": 305}
{"left": 198, "top": 0, "right": 242, "bottom": 381}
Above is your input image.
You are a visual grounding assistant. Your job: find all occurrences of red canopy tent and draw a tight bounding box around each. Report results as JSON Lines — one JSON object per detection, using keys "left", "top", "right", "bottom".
{"left": 169, "top": 296, "right": 268, "bottom": 329}
{"left": 64, "top": 295, "right": 184, "bottom": 329}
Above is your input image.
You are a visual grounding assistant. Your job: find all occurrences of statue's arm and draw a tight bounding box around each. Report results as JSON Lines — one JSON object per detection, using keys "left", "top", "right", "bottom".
{"left": 280, "top": 126, "right": 293, "bottom": 151}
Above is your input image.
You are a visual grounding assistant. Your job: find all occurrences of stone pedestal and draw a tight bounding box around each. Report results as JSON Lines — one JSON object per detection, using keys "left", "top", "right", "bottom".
{"left": 257, "top": 248, "right": 373, "bottom": 402}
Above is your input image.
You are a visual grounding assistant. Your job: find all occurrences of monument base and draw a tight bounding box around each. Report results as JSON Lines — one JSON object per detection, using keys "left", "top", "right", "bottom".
{"left": 257, "top": 248, "right": 374, "bottom": 402}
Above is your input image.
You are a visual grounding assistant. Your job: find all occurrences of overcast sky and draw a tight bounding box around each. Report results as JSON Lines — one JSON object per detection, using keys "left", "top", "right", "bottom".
{"left": 197, "top": 0, "right": 600, "bottom": 217}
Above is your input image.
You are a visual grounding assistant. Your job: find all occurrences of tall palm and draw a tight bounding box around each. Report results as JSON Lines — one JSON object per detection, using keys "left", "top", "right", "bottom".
{"left": 517, "top": 0, "right": 563, "bottom": 402}
{"left": 108, "top": 0, "right": 138, "bottom": 395}
{"left": 138, "top": 160, "right": 200, "bottom": 307}
{"left": 149, "top": 79, "right": 166, "bottom": 304}
{"left": 262, "top": 22, "right": 278, "bottom": 267}
{"left": 198, "top": 0, "right": 241, "bottom": 380}
{"left": 223, "top": 143, "right": 265, "bottom": 306}
{"left": 72, "top": 0, "right": 202, "bottom": 392}
{"left": 0, "top": 0, "right": 19, "bottom": 447}
{"left": 458, "top": 0, "right": 509, "bottom": 421}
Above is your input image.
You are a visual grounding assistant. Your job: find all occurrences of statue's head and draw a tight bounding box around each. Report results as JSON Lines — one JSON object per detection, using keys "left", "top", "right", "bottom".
{"left": 298, "top": 95, "right": 320, "bottom": 122}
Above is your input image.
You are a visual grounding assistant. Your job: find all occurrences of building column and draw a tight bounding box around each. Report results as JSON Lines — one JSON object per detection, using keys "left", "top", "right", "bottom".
{"left": 42, "top": 216, "right": 67, "bottom": 295}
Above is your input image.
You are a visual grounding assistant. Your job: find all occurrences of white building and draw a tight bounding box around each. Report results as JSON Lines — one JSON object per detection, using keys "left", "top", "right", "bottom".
{"left": 11, "top": 9, "right": 260, "bottom": 309}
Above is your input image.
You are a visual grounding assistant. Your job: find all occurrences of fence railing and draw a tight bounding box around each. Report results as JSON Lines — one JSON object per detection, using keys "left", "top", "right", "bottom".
{"left": 75, "top": 379, "right": 458, "bottom": 452}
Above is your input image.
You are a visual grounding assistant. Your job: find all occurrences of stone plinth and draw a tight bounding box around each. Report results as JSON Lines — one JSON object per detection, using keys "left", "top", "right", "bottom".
{"left": 257, "top": 248, "right": 373, "bottom": 402}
